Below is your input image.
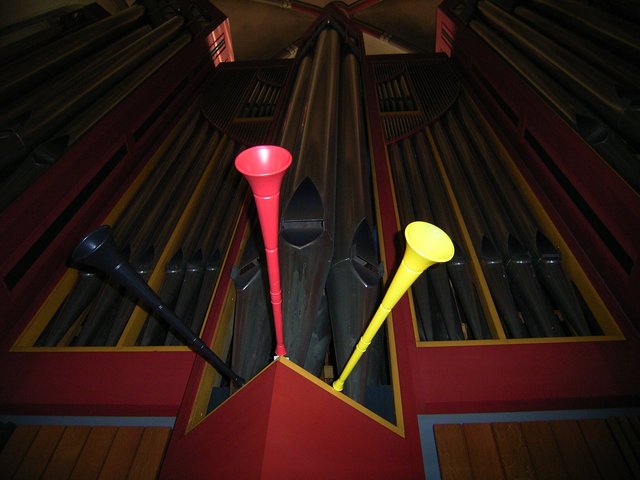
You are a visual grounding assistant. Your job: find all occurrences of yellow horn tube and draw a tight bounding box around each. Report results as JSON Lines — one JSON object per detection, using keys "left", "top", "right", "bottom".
{"left": 333, "top": 221, "right": 454, "bottom": 392}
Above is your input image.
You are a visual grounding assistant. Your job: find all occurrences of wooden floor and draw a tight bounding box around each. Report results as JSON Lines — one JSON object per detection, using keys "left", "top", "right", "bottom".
{"left": 0, "top": 424, "right": 171, "bottom": 480}
{"left": 435, "top": 417, "right": 640, "bottom": 479}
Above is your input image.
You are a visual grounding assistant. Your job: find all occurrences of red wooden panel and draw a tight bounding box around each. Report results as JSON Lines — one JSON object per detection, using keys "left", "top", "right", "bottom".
{"left": 97, "top": 427, "right": 144, "bottom": 479}
{"left": 492, "top": 422, "right": 536, "bottom": 480}
{"left": 462, "top": 423, "right": 505, "bottom": 479}
{"left": 13, "top": 425, "right": 65, "bottom": 480}
{"left": 0, "top": 351, "right": 194, "bottom": 416}
{"left": 70, "top": 427, "right": 118, "bottom": 480}
{"left": 160, "top": 364, "right": 277, "bottom": 479}
{"left": 127, "top": 427, "right": 171, "bottom": 479}
{"left": 42, "top": 426, "right": 91, "bottom": 480}
{"left": 162, "top": 361, "right": 424, "bottom": 479}
{"left": 579, "top": 419, "right": 633, "bottom": 480}
{"left": 434, "top": 424, "right": 473, "bottom": 480}
{"left": 521, "top": 421, "right": 568, "bottom": 479}
{"left": 259, "top": 363, "right": 423, "bottom": 478}
{"left": 0, "top": 425, "right": 40, "bottom": 479}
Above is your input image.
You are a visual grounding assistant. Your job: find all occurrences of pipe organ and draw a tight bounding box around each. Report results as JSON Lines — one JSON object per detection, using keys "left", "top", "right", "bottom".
{"left": 0, "top": 1, "right": 638, "bottom": 478}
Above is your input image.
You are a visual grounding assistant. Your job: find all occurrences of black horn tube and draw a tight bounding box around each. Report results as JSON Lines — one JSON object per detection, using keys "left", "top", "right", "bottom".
{"left": 72, "top": 225, "right": 244, "bottom": 387}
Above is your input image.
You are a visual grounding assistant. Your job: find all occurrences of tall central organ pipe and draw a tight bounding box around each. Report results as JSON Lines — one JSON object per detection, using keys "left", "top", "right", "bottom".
{"left": 235, "top": 146, "right": 292, "bottom": 357}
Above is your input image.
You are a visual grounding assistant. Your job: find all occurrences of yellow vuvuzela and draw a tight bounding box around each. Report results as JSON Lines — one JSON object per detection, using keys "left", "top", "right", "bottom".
{"left": 333, "top": 221, "right": 454, "bottom": 392}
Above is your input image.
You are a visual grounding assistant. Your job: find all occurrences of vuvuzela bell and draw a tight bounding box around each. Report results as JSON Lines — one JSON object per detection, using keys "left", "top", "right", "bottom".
{"left": 333, "top": 221, "right": 454, "bottom": 392}
{"left": 235, "top": 145, "right": 292, "bottom": 358}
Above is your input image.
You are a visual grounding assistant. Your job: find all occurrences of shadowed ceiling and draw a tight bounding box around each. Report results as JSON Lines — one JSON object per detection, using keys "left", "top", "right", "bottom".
{"left": 210, "top": 0, "right": 441, "bottom": 60}
{"left": 0, "top": 1, "right": 440, "bottom": 60}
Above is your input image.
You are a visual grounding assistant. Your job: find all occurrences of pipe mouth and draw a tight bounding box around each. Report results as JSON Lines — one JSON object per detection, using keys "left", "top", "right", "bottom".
{"left": 72, "top": 225, "right": 111, "bottom": 262}
{"left": 405, "top": 221, "right": 454, "bottom": 264}
{"left": 235, "top": 145, "right": 292, "bottom": 177}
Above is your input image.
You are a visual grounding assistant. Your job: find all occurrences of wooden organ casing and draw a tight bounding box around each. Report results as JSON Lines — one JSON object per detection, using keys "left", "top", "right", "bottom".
{"left": 0, "top": 2, "right": 638, "bottom": 478}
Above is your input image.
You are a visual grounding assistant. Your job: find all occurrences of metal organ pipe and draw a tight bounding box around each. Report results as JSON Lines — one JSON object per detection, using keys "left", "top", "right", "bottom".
{"left": 413, "top": 133, "right": 491, "bottom": 340}
{"left": 169, "top": 151, "right": 245, "bottom": 342}
{"left": 430, "top": 122, "right": 528, "bottom": 338}
{"left": 71, "top": 226, "right": 244, "bottom": 387}
{"left": 527, "top": 0, "right": 640, "bottom": 59}
{"left": 0, "top": 5, "right": 146, "bottom": 104}
{"left": 333, "top": 222, "right": 454, "bottom": 392}
{"left": 0, "top": 16, "right": 186, "bottom": 170}
{"left": 0, "top": 25, "right": 153, "bottom": 128}
{"left": 138, "top": 137, "right": 237, "bottom": 346}
{"left": 231, "top": 230, "right": 274, "bottom": 382}
{"left": 326, "top": 52, "right": 382, "bottom": 401}
{"left": 387, "top": 143, "right": 438, "bottom": 340}
{"left": 399, "top": 139, "right": 463, "bottom": 341}
{"left": 278, "top": 28, "right": 340, "bottom": 365}
{"left": 513, "top": 7, "right": 640, "bottom": 90}
{"left": 455, "top": 95, "right": 591, "bottom": 336}
{"left": 279, "top": 55, "right": 313, "bottom": 152}
{"left": 0, "top": 33, "right": 192, "bottom": 211}
{"left": 109, "top": 127, "right": 224, "bottom": 345}
{"left": 477, "top": 1, "right": 640, "bottom": 146}
{"left": 469, "top": 19, "right": 640, "bottom": 192}
{"left": 445, "top": 110, "right": 563, "bottom": 337}
{"left": 38, "top": 106, "right": 203, "bottom": 347}
{"left": 74, "top": 121, "right": 214, "bottom": 346}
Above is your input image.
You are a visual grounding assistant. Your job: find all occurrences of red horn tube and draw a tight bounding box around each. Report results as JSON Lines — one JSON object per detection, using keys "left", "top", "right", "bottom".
{"left": 235, "top": 145, "right": 292, "bottom": 357}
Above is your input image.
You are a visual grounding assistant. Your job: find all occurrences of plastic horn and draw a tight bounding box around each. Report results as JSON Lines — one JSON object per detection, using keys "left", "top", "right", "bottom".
{"left": 235, "top": 146, "right": 292, "bottom": 358}
{"left": 333, "top": 222, "right": 454, "bottom": 392}
{"left": 72, "top": 225, "right": 245, "bottom": 387}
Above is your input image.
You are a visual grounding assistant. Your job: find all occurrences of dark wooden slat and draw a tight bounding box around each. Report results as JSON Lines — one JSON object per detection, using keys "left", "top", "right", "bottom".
{"left": 127, "top": 427, "right": 171, "bottom": 479}
{"left": 492, "top": 422, "right": 536, "bottom": 480}
{"left": 434, "top": 424, "right": 473, "bottom": 480}
{"left": 521, "top": 421, "right": 568, "bottom": 479}
{"left": 462, "top": 423, "right": 506, "bottom": 479}
{"left": 97, "top": 427, "right": 144, "bottom": 479}
{"left": 606, "top": 417, "right": 640, "bottom": 479}
{"left": 13, "top": 425, "right": 65, "bottom": 480}
{"left": 0, "top": 425, "right": 40, "bottom": 479}
{"left": 619, "top": 417, "right": 640, "bottom": 462}
{"left": 550, "top": 420, "right": 601, "bottom": 480}
{"left": 70, "top": 427, "right": 118, "bottom": 480}
{"left": 0, "top": 422, "right": 16, "bottom": 453}
{"left": 629, "top": 417, "right": 640, "bottom": 439}
{"left": 579, "top": 419, "right": 633, "bottom": 480}
{"left": 42, "top": 426, "right": 91, "bottom": 480}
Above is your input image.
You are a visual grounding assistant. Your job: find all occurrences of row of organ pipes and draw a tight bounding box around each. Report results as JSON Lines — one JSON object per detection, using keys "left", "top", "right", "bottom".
{"left": 387, "top": 90, "right": 599, "bottom": 341}
{"left": 24, "top": 5, "right": 612, "bottom": 411}
{"left": 232, "top": 26, "right": 388, "bottom": 404}
{"left": 0, "top": 4, "right": 205, "bottom": 210}
{"left": 32, "top": 22, "right": 390, "bottom": 410}
{"left": 465, "top": 0, "right": 640, "bottom": 192}
{"left": 37, "top": 103, "right": 245, "bottom": 347}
